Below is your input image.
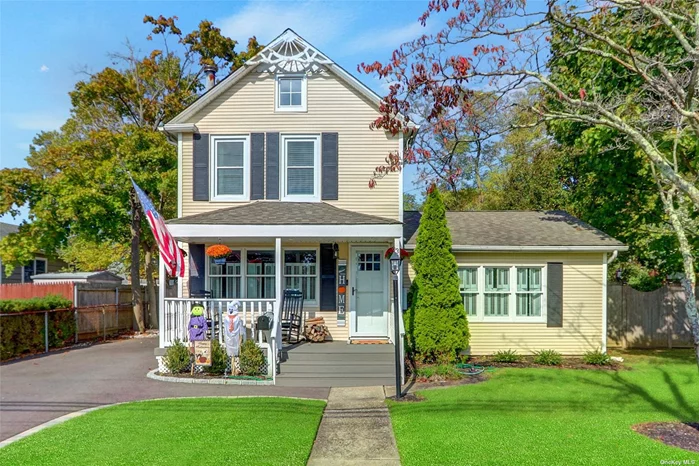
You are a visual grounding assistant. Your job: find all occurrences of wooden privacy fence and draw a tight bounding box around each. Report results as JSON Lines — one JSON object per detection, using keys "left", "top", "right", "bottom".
{"left": 0, "top": 282, "right": 74, "bottom": 300}
{"left": 607, "top": 284, "right": 694, "bottom": 349}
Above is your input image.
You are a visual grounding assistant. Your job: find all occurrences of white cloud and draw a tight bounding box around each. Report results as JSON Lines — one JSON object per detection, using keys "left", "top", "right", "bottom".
{"left": 9, "top": 112, "right": 66, "bottom": 131}
{"left": 217, "top": 1, "right": 355, "bottom": 47}
{"left": 14, "top": 142, "right": 31, "bottom": 151}
{"left": 39, "top": 65, "right": 49, "bottom": 72}
{"left": 348, "top": 21, "right": 428, "bottom": 54}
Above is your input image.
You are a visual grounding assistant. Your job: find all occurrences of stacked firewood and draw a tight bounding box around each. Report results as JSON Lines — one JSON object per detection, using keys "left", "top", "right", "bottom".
{"left": 304, "top": 317, "right": 329, "bottom": 342}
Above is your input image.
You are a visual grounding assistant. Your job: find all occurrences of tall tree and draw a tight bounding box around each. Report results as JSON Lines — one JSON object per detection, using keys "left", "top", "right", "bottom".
{"left": 362, "top": 0, "right": 699, "bottom": 367}
{"left": 0, "top": 16, "right": 261, "bottom": 331}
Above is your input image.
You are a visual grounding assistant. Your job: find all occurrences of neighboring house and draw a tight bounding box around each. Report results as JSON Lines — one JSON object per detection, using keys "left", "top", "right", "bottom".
{"left": 0, "top": 222, "right": 66, "bottom": 284}
{"left": 157, "top": 29, "right": 625, "bottom": 384}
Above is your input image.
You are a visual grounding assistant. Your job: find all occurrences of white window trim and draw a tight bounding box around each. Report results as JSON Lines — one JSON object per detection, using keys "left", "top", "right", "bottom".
{"left": 206, "top": 248, "right": 275, "bottom": 299}
{"left": 210, "top": 135, "right": 250, "bottom": 202}
{"left": 280, "top": 134, "right": 321, "bottom": 202}
{"left": 457, "top": 264, "right": 548, "bottom": 323}
{"left": 275, "top": 74, "right": 307, "bottom": 112}
{"left": 282, "top": 247, "right": 320, "bottom": 305}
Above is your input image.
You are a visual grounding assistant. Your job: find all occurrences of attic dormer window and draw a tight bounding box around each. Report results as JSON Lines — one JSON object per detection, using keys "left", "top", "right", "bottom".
{"left": 276, "top": 75, "right": 307, "bottom": 112}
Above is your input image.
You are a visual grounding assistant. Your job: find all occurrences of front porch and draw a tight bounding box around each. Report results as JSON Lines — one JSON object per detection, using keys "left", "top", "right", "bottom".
{"left": 157, "top": 201, "right": 407, "bottom": 385}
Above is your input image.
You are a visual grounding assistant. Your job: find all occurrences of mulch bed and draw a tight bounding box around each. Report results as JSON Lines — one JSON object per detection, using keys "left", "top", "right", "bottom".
{"left": 468, "top": 356, "right": 624, "bottom": 371}
{"left": 633, "top": 422, "right": 699, "bottom": 453}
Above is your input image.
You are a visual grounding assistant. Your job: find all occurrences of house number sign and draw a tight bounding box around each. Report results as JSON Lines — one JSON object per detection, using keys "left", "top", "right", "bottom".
{"left": 337, "top": 260, "right": 347, "bottom": 327}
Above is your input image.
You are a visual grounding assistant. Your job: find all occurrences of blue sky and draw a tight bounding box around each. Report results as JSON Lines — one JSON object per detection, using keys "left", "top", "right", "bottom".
{"left": 0, "top": 0, "right": 431, "bottom": 224}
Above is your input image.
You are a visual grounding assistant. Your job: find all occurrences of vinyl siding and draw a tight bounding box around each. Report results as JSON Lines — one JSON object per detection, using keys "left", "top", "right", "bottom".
{"left": 179, "top": 69, "right": 400, "bottom": 220}
{"left": 405, "top": 252, "right": 605, "bottom": 355}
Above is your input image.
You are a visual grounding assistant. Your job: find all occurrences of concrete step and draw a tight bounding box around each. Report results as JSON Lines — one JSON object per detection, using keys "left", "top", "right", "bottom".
{"left": 275, "top": 374, "right": 395, "bottom": 388}
{"left": 280, "top": 362, "right": 394, "bottom": 375}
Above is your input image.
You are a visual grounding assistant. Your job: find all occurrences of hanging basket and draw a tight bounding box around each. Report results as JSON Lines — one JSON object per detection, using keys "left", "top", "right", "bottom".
{"left": 206, "top": 244, "right": 232, "bottom": 260}
{"left": 384, "top": 247, "right": 410, "bottom": 260}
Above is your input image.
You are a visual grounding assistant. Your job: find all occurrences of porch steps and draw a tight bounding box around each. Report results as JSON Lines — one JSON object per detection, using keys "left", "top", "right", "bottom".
{"left": 276, "top": 342, "right": 396, "bottom": 387}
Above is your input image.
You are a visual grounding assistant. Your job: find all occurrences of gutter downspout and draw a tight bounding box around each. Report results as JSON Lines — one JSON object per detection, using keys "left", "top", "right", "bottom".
{"left": 602, "top": 250, "right": 619, "bottom": 353}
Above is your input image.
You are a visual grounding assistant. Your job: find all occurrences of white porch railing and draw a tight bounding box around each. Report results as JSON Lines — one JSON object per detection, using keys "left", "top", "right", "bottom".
{"left": 161, "top": 298, "right": 279, "bottom": 378}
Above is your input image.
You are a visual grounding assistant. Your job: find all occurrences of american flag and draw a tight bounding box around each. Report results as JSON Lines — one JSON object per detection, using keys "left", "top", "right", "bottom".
{"left": 132, "top": 180, "right": 185, "bottom": 277}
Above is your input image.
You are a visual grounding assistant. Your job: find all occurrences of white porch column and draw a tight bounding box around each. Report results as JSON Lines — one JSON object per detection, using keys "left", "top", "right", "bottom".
{"left": 159, "top": 255, "right": 166, "bottom": 348}
{"left": 275, "top": 237, "right": 283, "bottom": 311}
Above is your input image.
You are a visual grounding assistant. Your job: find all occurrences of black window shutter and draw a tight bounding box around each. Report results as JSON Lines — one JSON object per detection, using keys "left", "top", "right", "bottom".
{"left": 192, "top": 133, "right": 209, "bottom": 201}
{"left": 321, "top": 133, "right": 338, "bottom": 200}
{"left": 189, "top": 244, "right": 206, "bottom": 297}
{"left": 547, "top": 262, "right": 563, "bottom": 327}
{"left": 265, "top": 132, "right": 280, "bottom": 200}
{"left": 250, "top": 133, "right": 265, "bottom": 200}
{"left": 319, "top": 244, "right": 337, "bottom": 311}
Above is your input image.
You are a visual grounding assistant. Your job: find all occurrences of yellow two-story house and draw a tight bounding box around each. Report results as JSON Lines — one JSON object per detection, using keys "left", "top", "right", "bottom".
{"left": 157, "top": 30, "right": 626, "bottom": 386}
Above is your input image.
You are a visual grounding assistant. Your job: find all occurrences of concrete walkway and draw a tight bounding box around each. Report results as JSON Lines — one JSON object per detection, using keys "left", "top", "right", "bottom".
{"left": 0, "top": 336, "right": 328, "bottom": 441}
{"left": 308, "top": 386, "right": 401, "bottom": 465}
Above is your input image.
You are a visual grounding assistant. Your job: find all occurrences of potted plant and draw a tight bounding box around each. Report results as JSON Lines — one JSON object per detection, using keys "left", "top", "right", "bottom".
{"left": 206, "top": 244, "right": 232, "bottom": 264}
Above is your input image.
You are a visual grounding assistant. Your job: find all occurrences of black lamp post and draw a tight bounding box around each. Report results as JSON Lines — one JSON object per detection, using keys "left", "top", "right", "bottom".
{"left": 389, "top": 250, "right": 402, "bottom": 399}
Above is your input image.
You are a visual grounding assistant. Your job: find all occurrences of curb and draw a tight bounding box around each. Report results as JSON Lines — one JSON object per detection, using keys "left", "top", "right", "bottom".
{"left": 146, "top": 369, "right": 274, "bottom": 385}
{"left": 0, "top": 395, "right": 327, "bottom": 449}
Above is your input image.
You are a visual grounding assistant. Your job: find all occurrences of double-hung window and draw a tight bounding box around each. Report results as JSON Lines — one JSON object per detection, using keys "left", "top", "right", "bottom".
{"left": 484, "top": 267, "right": 510, "bottom": 317}
{"left": 284, "top": 250, "right": 318, "bottom": 303}
{"left": 516, "top": 267, "right": 543, "bottom": 316}
{"left": 247, "top": 251, "right": 276, "bottom": 299}
{"left": 22, "top": 258, "right": 47, "bottom": 283}
{"left": 281, "top": 135, "right": 320, "bottom": 201}
{"left": 276, "top": 75, "right": 307, "bottom": 112}
{"left": 458, "top": 267, "right": 478, "bottom": 316}
{"left": 209, "top": 252, "right": 242, "bottom": 299}
{"left": 212, "top": 136, "right": 249, "bottom": 201}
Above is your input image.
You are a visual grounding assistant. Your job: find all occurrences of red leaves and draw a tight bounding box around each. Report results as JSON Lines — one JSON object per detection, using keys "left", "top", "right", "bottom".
{"left": 368, "top": 179, "right": 376, "bottom": 189}
{"left": 579, "top": 88, "right": 587, "bottom": 100}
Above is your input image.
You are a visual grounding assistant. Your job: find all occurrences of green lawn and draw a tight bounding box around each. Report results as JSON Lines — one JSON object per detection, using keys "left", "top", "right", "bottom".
{"left": 390, "top": 350, "right": 699, "bottom": 465}
{"left": 0, "top": 397, "right": 325, "bottom": 466}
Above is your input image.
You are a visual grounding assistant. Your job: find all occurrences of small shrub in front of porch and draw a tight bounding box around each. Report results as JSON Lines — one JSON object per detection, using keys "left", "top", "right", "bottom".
{"left": 162, "top": 339, "right": 191, "bottom": 373}
{"left": 407, "top": 187, "right": 470, "bottom": 364}
{"left": 205, "top": 339, "right": 228, "bottom": 375}
{"left": 239, "top": 339, "right": 266, "bottom": 376}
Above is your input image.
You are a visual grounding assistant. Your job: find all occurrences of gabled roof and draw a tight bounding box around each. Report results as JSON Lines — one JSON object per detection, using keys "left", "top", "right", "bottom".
{"left": 167, "top": 201, "right": 401, "bottom": 226}
{"left": 0, "top": 222, "right": 19, "bottom": 239}
{"left": 403, "top": 210, "right": 627, "bottom": 252}
{"left": 31, "top": 271, "right": 125, "bottom": 284}
{"left": 166, "top": 29, "right": 385, "bottom": 127}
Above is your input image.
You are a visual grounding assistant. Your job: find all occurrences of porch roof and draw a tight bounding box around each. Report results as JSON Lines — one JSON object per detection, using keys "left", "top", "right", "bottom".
{"left": 167, "top": 202, "right": 402, "bottom": 241}
{"left": 168, "top": 202, "right": 401, "bottom": 226}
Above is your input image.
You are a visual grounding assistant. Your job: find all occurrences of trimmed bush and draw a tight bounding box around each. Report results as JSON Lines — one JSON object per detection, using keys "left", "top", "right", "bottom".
{"left": 0, "top": 296, "right": 75, "bottom": 360}
{"left": 533, "top": 349, "right": 563, "bottom": 366}
{"left": 492, "top": 349, "right": 521, "bottom": 363}
{"left": 409, "top": 188, "right": 470, "bottom": 364}
{"left": 583, "top": 349, "right": 611, "bottom": 365}
{"left": 239, "top": 339, "right": 266, "bottom": 376}
{"left": 206, "top": 339, "right": 228, "bottom": 375}
{"left": 163, "top": 339, "right": 191, "bottom": 373}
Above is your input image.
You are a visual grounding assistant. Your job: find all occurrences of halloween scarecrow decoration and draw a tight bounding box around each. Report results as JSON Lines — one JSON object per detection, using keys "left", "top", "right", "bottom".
{"left": 188, "top": 302, "right": 208, "bottom": 342}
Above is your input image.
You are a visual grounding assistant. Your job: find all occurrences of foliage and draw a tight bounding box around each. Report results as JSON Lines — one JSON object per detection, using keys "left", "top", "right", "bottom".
{"left": 239, "top": 339, "right": 266, "bottom": 376}
{"left": 388, "top": 350, "right": 699, "bottom": 465}
{"left": 0, "top": 295, "right": 73, "bottom": 313}
{"left": 415, "top": 363, "right": 462, "bottom": 380}
{"left": 582, "top": 349, "right": 612, "bottom": 366}
{"left": 409, "top": 188, "right": 469, "bottom": 363}
{"left": 206, "top": 339, "right": 228, "bottom": 375}
{"left": 611, "top": 261, "right": 664, "bottom": 292}
{"left": 0, "top": 398, "right": 326, "bottom": 465}
{"left": 162, "top": 339, "right": 191, "bottom": 374}
{"left": 1, "top": 307, "right": 75, "bottom": 360}
{"left": 59, "top": 237, "right": 129, "bottom": 276}
{"left": 403, "top": 193, "right": 422, "bottom": 211}
{"left": 206, "top": 244, "right": 232, "bottom": 259}
{"left": 491, "top": 349, "right": 522, "bottom": 363}
{"left": 533, "top": 349, "right": 563, "bottom": 366}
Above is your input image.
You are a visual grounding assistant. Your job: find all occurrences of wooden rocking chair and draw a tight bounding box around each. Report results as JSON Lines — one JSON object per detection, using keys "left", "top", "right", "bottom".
{"left": 281, "top": 289, "right": 304, "bottom": 344}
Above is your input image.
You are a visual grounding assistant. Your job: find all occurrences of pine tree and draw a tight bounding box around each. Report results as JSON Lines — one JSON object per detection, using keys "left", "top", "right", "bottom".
{"left": 410, "top": 187, "right": 470, "bottom": 363}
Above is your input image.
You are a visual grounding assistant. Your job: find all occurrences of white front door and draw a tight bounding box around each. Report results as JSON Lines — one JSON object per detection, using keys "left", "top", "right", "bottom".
{"left": 351, "top": 248, "right": 388, "bottom": 337}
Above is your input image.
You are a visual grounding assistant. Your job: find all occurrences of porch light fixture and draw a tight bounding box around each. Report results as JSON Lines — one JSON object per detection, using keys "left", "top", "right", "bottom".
{"left": 389, "top": 251, "right": 402, "bottom": 399}
{"left": 333, "top": 243, "right": 339, "bottom": 259}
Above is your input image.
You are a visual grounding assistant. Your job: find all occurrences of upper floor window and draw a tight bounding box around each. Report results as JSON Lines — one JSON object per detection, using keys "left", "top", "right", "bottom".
{"left": 212, "top": 135, "right": 249, "bottom": 201}
{"left": 281, "top": 135, "right": 320, "bottom": 202}
{"left": 276, "top": 75, "right": 307, "bottom": 112}
{"left": 23, "top": 258, "right": 47, "bottom": 283}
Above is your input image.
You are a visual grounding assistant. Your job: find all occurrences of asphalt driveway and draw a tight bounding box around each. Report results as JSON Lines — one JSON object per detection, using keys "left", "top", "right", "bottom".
{"left": 0, "top": 336, "right": 329, "bottom": 441}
